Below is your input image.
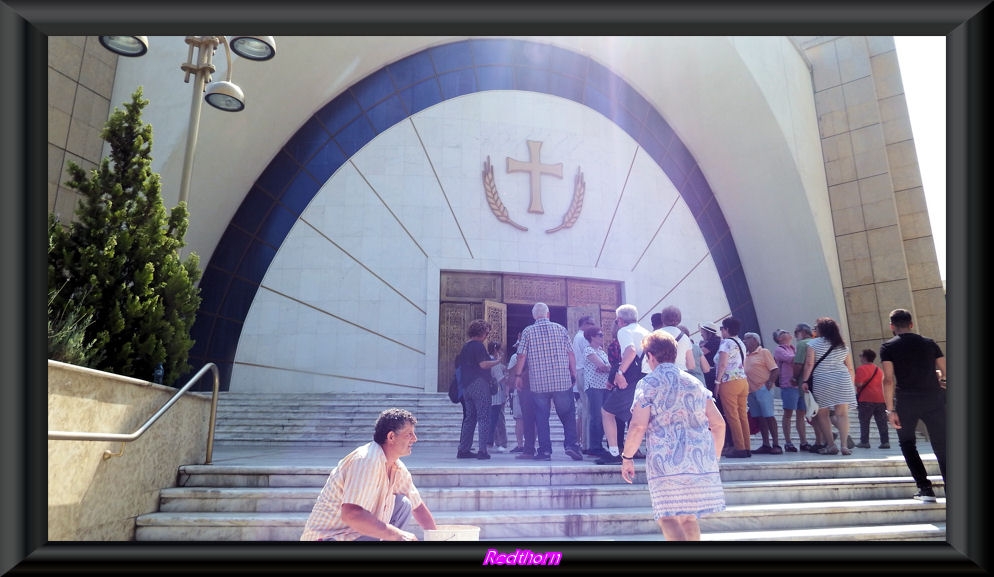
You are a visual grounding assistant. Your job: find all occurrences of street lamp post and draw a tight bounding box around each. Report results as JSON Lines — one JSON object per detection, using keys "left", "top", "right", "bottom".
{"left": 98, "top": 35, "right": 276, "bottom": 210}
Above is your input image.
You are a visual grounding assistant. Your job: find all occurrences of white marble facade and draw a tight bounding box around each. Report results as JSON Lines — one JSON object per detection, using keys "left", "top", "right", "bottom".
{"left": 232, "top": 91, "right": 728, "bottom": 393}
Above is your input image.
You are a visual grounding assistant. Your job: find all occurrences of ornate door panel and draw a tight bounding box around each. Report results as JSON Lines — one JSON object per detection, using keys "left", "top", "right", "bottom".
{"left": 567, "top": 305, "right": 601, "bottom": 337}
{"left": 439, "top": 302, "right": 481, "bottom": 392}
{"left": 484, "top": 300, "right": 507, "bottom": 355}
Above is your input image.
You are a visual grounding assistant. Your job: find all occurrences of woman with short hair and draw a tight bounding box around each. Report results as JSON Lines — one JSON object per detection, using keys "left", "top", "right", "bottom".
{"left": 619, "top": 329, "right": 726, "bottom": 540}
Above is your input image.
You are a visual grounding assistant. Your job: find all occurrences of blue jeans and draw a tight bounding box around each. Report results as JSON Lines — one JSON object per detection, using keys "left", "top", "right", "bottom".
{"left": 585, "top": 388, "right": 609, "bottom": 451}
{"left": 354, "top": 494, "right": 412, "bottom": 541}
{"left": 533, "top": 389, "right": 578, "bottom": 455}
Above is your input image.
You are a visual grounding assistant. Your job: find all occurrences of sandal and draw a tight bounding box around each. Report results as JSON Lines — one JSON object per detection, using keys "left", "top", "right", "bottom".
{"left": 784, "top": 443, "right": 797, "bottom": 452}
{"left": 771, "top": 445, "right": 784, "bottom": 454}
{"left": 818, "top": 445, "right": 839, "bottom": 455}
{"left": 840, "top": 447, "right": 852, "bottom": 455}
{"left": 798, "top": 443, "right": 812, "bottom": 452}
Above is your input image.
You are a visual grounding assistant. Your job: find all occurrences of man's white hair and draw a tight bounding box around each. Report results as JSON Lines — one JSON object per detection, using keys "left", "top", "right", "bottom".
{"left": 532, "top": 302, "right": 550, "bottom": 319}
{"left": 743, "top": 332, "right": 761, "bottom": 344}
{"left": 615, "top": 304, "right": 638, "bottom": 324}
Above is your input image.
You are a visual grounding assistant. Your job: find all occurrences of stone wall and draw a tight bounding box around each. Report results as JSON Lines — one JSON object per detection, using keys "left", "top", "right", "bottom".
{"left": 47, "top": 360, "right": 212, "bottom": 540}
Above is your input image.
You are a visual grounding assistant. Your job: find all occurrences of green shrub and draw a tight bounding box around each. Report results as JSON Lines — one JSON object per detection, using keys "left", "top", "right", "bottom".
{"left": 48, "top": 88, "right": 202, "bottom": 386}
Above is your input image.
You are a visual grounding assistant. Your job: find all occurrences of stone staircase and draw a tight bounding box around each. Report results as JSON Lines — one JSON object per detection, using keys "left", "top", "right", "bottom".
{"left": 134, "top": 391, "right": 945, "bottom": 541}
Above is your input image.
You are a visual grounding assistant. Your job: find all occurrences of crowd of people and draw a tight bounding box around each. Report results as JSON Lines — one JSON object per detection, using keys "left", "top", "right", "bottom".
{"left": 301, "top": 306, "right": 945, "bottom": 541}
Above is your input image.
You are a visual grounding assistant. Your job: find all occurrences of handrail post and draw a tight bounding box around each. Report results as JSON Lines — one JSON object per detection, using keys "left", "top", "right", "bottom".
{"left": 205, "top": 363, "right": 220, "bottom": 464}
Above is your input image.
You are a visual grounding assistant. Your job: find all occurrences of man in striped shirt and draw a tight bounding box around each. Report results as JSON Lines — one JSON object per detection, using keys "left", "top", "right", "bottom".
{"left": 300, "top": 408, "right": 437, "bottom": 541}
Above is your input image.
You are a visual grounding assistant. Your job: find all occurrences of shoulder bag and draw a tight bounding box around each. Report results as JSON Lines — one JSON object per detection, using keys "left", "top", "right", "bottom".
{"left": 855, "top": 366, "right": 879, "bottom": 402}
{"left": 803, "top": 343, "right": 837, "bottom": 392}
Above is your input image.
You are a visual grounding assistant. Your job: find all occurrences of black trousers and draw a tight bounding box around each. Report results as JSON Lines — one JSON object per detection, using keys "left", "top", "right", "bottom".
{"left": 857, "top": 401, "right": 889, "bottom": 445}
{"left": 895, "top": 389, "right": 946, "bottom": 491}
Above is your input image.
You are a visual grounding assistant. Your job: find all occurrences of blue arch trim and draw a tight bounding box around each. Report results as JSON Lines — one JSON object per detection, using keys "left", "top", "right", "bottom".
{"left": 187, "top": 38, "right": 758, "bottom": 390}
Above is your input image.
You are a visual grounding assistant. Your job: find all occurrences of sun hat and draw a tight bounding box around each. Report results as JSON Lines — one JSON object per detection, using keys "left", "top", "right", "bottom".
{"left": 699, "top": 321, "right": 719, "bottom": 335}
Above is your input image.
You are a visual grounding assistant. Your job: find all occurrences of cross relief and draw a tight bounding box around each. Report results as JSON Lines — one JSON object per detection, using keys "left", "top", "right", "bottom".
{"left": 506, "top": 140, "right": 563, "bottom": 214}
{"left": 483, "top": 139, "right": 584, "bottom": 234}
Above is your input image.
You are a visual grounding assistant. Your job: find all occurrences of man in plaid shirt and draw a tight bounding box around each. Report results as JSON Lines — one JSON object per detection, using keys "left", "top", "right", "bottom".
{"left": 510, "top": 302, "right": 582, "bottom": 461}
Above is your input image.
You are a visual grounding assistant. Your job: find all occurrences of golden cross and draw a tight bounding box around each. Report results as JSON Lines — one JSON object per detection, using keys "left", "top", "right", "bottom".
{"left": 506, "top": 140, "right": 563, "bottom": 214}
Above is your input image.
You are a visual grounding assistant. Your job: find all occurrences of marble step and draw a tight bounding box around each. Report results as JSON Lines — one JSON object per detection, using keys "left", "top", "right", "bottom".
{"left": 134, "top": 498, "right": 946, "bottom": 541}
{"left": 159, "top": 475, "right": 945, "bottom": 513}
{"left": 177, "top": 457, "right": 941, "bottom": 487}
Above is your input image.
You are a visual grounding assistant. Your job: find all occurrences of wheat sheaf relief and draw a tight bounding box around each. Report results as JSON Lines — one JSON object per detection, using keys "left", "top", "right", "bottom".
{"left": 482, "top": 156, "right": 585, "bottom": 234}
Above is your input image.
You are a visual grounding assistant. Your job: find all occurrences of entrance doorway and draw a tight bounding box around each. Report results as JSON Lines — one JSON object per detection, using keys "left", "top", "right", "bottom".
{"left": 438, "top": 271, "right": 622, "bottom": 392}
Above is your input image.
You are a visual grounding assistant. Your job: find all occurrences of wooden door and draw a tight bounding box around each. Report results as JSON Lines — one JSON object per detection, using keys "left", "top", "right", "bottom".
{"left": 567, "top": 305, "right": 601, "bottom": 337}
{"left": 439, "top": 303, "right": 480, "bottom": 393}
{"left": 484, "top": 300, "right": 507, "bottom": 355}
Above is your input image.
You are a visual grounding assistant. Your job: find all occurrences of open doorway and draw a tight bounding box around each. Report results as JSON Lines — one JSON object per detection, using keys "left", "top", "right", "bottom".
{"left": 505, "top": 303, "right": 567, "bottom": 355}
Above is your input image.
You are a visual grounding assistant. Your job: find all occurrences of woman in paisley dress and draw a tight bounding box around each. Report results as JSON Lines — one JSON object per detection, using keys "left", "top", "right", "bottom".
{"left": 620, "top": 329, "right": 727, "bottom": 540}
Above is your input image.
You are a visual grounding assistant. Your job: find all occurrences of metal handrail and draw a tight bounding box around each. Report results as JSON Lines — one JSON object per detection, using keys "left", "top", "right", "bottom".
{"left": 48, "top": 363, "right": 221, "bottom": 464}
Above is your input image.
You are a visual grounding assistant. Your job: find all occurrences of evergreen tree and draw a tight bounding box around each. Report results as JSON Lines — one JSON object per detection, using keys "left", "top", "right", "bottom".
{"left": 48, "top": 87, "right": 201, "bottom": 386}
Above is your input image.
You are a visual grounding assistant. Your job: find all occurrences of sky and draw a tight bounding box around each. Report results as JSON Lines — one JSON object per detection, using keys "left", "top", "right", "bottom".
{"left": 893, "top": 37, "right": 946, "bottom": 284}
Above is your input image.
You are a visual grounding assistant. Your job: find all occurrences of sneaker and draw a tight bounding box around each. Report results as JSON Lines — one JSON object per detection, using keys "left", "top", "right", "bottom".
{"left": 878, "top": 443, "right": 891, "bottom": 449}
{"left": 752, "top": 445, "right": 774, "bottom": 454}
{"left": 533, "top": 452, "right": 552, "bottom": 461}
{"left": 855, "top": 442, "right": 871, "bottom": 449}
{"left": 914, "top": 487, "right": 937, "bottom": 502}
{"left": 457, "top": 450, "right": 478, "bottom": 459}
{"left": 725, "top": 449, "right": 752, "bottom": 458}
{"left": 784, "top": 443, "right": 798, "bottom": 452}
{"left": 510, "top": 446, "right": 524, "bottom": 453}
{"left": 514, "top": 451, "right": 535, "bottom": 460}
{"left": 846, "top": 435, "right": 856, "bottom": 449}
{"left": 771, "top": 445, "right": 784, "bottom": 454}
{"left": 595, "top": 454, "right": 622, "bottom": 465}
{"left": 564, "top": 447, "right": 583, "bottom": 461}
{"left": 495, "top": 446, "right": 507, "bottom": 453}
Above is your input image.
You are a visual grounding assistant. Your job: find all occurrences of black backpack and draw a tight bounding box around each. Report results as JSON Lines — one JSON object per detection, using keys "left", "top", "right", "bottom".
{"left": 447, "top": 353, "right": 463, "bottom": 403}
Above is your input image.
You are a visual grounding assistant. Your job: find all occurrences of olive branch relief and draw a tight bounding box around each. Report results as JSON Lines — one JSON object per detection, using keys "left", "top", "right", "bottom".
{"left": 482, "top": 157, "right": 584, "bottom": 233}
{"left": 483, "top": 156, "right": 528, "bottom": 231}
{"left": 545, "top": 167, "right": 584, "bottom": 234}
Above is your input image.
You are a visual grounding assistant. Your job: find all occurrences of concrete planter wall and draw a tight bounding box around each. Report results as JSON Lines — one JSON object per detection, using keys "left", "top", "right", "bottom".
{"left": 48, "top": 360, "right": 211, "bottom": 540}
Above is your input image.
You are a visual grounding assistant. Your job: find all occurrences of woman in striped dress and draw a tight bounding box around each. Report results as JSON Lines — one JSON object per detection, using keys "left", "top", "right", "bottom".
{"left": 801, "top": 317, "right": 858, "bottom": 455}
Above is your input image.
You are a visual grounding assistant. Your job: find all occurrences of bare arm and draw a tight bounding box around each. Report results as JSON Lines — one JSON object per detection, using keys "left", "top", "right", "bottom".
{"left": 587, "top": 351, "right": 610, "bottom": 372}
{"left": 705, "top": 398, "right": 725, "bottom": 457}
{"left": 341, "top": 503, "right": 416, "bottom": 541}
{"left": 620, "top": 402, "right": 650, "bottom": 483}
{"left": 684, "top": 348, "right": 696, "bottom": 371}
{"left": 936, "top": 356, "right": 947, "bottom": 388}
{"left": 699, "top": 354, "right": 711, "bottom": 374}
{"left": 613, "top": 346, "right": 637, "bottom": 389}
{"left": 801, "top": 346, "right": 815, "bottom": 391}
{"left": 843, "top": 352, "right": 855, "bottom": 384}
{"left": 411, "top": 502, "right": 436, "bottom": 532}
{"left": 714, "top": 350, "right": 729, "bottom": 396}
{"left": 512, "top": 352, "right": 527, "bottom": 390}
{"left": 881, "top": 360, "right": 902, "bottom": 429}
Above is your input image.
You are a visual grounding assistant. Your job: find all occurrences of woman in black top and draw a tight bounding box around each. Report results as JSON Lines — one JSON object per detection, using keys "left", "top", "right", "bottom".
{"left": 456, "top": 319, "right": 501, "bottom": 460}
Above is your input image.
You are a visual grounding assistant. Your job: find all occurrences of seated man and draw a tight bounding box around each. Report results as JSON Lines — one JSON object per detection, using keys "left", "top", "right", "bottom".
{"left": 300, "top": 408, "right": 437, "bottom": 541}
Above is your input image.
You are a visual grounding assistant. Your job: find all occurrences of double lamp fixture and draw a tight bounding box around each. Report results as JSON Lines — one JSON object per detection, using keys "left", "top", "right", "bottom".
{"left": 98, "top": 35, "right": 277, "bottom": 207}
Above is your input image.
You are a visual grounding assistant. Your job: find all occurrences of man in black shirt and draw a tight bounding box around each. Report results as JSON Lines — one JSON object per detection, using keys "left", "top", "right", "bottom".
{"left": 879, "top": 308, "right": 946, "bottom": 502}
